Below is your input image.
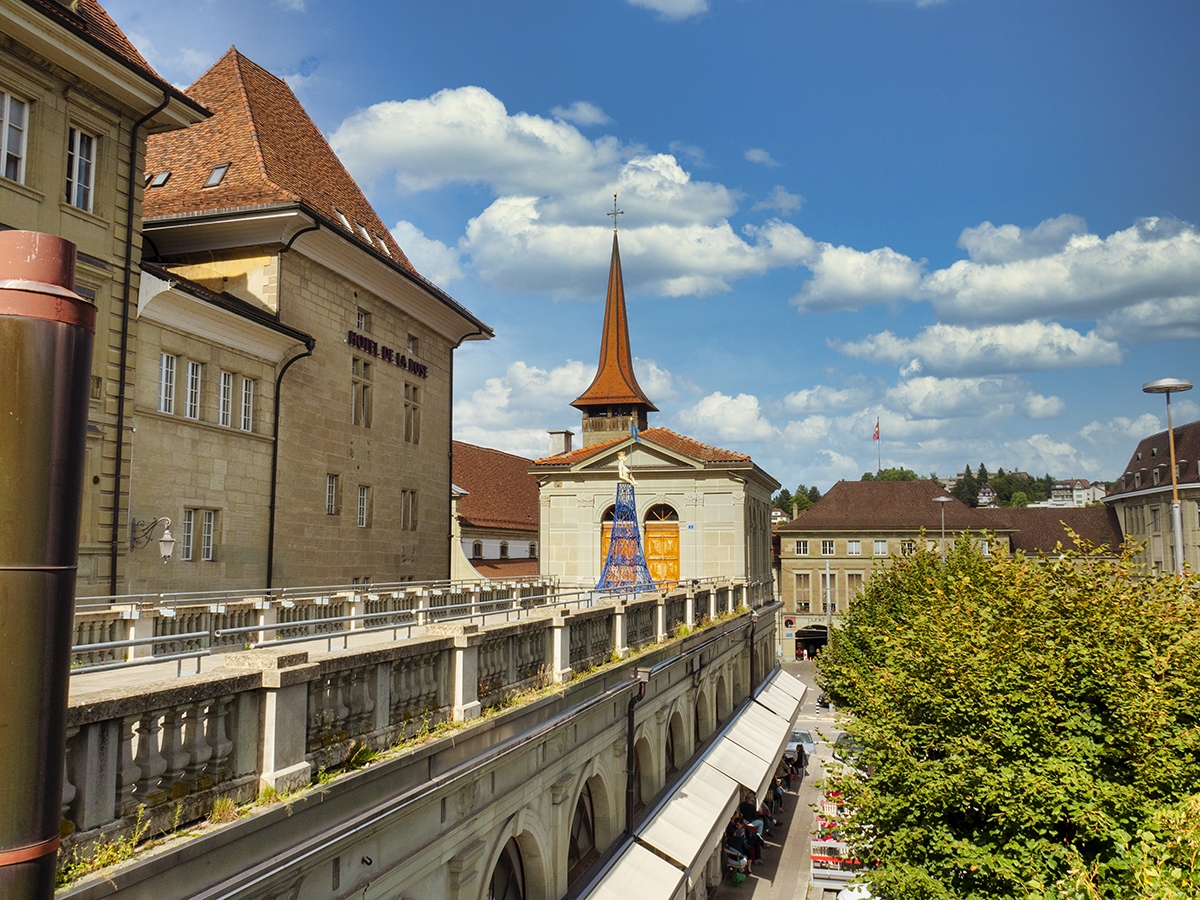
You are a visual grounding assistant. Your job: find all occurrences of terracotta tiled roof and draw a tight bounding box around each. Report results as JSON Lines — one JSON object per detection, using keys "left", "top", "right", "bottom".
{"left": 775, "top": 480, "right": 1003, "bottom": 532}
{"left": 571, "top": 232, "right": 657, "bottom": 412}
{"left": 532, "top": 428, "right": 749, "bottom": 467}
{"left": 1106, "top": 418, "right": 1200, "bottom": 497}
{"left": 976, "top": 507, "right": 1125, "bottom": 555}
{"left": 453, "top": 442, "right": 538, "bottom": 533}
{"left": 469, "top": 558, "right": 540, "bottom": 579}
{"left": 144, "top": 48, "right": 414, "bottom": 271}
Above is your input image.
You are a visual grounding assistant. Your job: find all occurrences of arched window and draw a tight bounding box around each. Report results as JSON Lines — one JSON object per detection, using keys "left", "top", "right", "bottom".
{"left": 528, "top": 542, "right": 537, "bottom": 558}
{"left": 568, "top": 782, "right": 598, "bottom": 884}
{"left": 644, "top": 504, "right": 679, "bottom": 522}
{"left": 499, "top": 541, "right": 509, "bottom": 559}
{"left": 665, "top": 721, "right": 678, "bottom": 780}
{"left": 472, "top": 541, "right": 483, "bottom": 559}
{"left": 488, "top": 837, "right": 525, "bottom": 900}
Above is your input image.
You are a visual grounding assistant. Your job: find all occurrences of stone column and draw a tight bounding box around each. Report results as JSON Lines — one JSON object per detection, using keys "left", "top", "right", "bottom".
{"left": 685, "top": 587, "right": 696, "bottom": 628}
{"left": 226, "top": 650, "right": 318, "bottom": 793}
{"left": 612, "top": 601, "right": 629, "bottom": 659}
{"left": 451, "top": 629, "right": 482, "bottom": 721}
{"left": 655, "top": 596, "right": 667, "bottom": 642}
{"left": 549, "top": 610, "right": 573, "bottom": 683}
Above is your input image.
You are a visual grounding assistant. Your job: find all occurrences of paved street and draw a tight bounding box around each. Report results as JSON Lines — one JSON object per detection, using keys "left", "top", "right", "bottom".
{"left": 711, "top": 658, "right": 842, "bottom": 900}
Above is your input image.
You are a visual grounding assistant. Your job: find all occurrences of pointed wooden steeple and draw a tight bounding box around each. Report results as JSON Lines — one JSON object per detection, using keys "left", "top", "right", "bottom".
{"left": 572, "top": 197, "right": 657, "bottom": 447}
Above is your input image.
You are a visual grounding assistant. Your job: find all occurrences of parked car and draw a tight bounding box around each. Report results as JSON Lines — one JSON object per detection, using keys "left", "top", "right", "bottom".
{"left": 837, "top": 884, "right": 872, "bottom": 900}
{"left": 816, "top": 692, "right": 832, "bottom": 710}
{"left": 832, "top": 733, "right": 865, "bottom": 765}
{"left": 785, "top": 729, "right": 816, "bottom": 762}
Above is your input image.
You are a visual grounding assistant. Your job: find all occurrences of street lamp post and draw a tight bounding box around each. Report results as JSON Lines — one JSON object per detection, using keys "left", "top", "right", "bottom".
{"left": 933, "top": 495, "right": 953, "bottom": 561}
{"left": 1143, "top": 378, "right": 1193, "bottom": 575}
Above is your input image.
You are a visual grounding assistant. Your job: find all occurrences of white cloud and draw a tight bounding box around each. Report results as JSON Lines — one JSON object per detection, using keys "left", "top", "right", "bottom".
{"left": 1096, "top": 294, "right": 1200, "bottom": 343}
{"left": 885, "top": 376, "right": 1063, "bottom": 420}
{"left": 274, "top": 0, "right": 305, "bottom": 10}
{"left": 675, "top": 392, "right": 776, "bottom": 441}
{"left": 753, "top": 185, "right": 805, "bottom": 215}
{"left": 389, "top": 220, "right": 464, "bottom": 286}
{"left": 331, "top": 86, "right": 814, "bottom": 298}
{"left": 792, "top": 244, "right": 924, "bottom": 312}
{"left": 835, "top": 321, "right": 1123, "bottom": 376}
{"left": 627, "top": 0, "right": 708, "bottom": 20}
{"left": 668, "top": 141, "right": 708, "bottom": 167}
{"left": 781, "top": 384, "right": 873, "bottom": 414}
{"left": 551, "top": 101, "right": 611, "bottom": 126}
{"left": 923, "top": 216, "right": 1200, "bottom": 323}
{"left": 1078, "top": 413, "right": 1163, "bottom": 446}
{"left": 633, "top": 358, "right": 678, "bottom": 402}
{"left": 957, "top": 214, "right": 1088, "bottom": 264}
{"left": 744, "top": 148, "right": 780, "bottom": 167}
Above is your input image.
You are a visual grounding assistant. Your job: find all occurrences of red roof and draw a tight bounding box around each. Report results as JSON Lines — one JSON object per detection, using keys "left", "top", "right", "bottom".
{"left": 976, "top": 507, "right": 1124, "bottom": 554}
{"left": 775, "top": 480, "right": 1002, "bottom": 532}
{"left": 469, "top": 558, "right": 540, "bottom": 579}
{"left": 533, "top": 427, "right": 750, "bottom": 466}
{"left": 1106, "top": 418, "right": 1200, "bottom": 497}
{"left": 144, "top": 48, "right": 413, "bottom": 271}
{"left": 453, "top": 442, "right": 538, "bottom": 533}
{"left": 571, "top": 232, "right": 657, "bottom": 413}
{"left": 25, "top": 0, "right": 158, "bottom": 82}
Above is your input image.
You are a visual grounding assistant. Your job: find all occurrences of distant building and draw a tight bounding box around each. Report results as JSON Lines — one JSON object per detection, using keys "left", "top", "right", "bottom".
{"left": 977, "top": 484, "right": 998, "bottom": 507}
{"left": 1105, "top": 418, "right": 1200, "bottom": 573}
{"left": 1049, "top": 478, "right": 1106, "bottom": 507}
{"left": 452, "top": 441, "right": 539, "bottom": 579}
{"left": 770, "top": 507, "right": 789, "bottom": 526}
{"left": 532, "top": 229, "right": 777, "bottom": 598}
{"left": 131, "top": 48, "right": 491, "bottom": 591}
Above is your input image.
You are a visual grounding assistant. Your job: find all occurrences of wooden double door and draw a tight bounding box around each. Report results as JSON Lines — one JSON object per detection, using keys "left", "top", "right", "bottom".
{"left": 600, "top": 504, "right": 679, "bottom": 587}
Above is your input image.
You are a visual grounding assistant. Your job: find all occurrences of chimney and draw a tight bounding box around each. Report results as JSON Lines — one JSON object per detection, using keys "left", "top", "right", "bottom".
{"left": 548, "top": 429, "right": 574, "bottom": 457}
{"left": 791, "top": 501, "right": 798, "bottom": 520}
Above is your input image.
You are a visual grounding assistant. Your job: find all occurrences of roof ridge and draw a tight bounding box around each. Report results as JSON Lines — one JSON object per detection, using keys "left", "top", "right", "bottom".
{"left": 227, "top": 49, "right": 296, "bottom": 201}
{"left": 643, "top": 426, "right": 749, "bottom": 460}
{"left": 453, "top": 440, "right": 533, "bottom": 465}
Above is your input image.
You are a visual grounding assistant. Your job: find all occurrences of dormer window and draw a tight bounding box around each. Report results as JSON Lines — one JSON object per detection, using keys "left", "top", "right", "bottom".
{"left": 1151, "top": 447, "right": 1158, "bottom": 457}
{"left": 203, "top": 163, "right": 229, "bottom": 187}
{"left": 375, "top": 236, "right": 391, "bottom": 257}
{"left": 149, "top": 171, "right": 170, "bottom": 188}
{"left": 357, "top": 223, "right": 372, "bottom": 243}
{"left": 334, "top": 208, "right": 351, "bottom": 230}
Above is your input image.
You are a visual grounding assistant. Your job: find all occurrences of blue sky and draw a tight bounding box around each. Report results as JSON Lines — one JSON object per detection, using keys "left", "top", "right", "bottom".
{"left": 111, "top": 0, "right": 1200, "bottom": 492}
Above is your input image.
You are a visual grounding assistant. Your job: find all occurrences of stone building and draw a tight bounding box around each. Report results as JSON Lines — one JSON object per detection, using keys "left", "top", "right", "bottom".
{"left": 0, "top": 0, "right": 207, "bottom": 594}
{"left": 1104, "top": 418, "right": 1200, "bottom": 573}
{"left": 532, "top": 231, "right": 777, "bottom": 600}
{"left": 129, "top": 48, "right": 491, "bottom": 591}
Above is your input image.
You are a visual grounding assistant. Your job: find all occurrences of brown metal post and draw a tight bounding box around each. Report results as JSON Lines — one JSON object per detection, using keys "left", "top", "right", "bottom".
{"left": 0, "top": 231, "right": 95, "bottom": 897}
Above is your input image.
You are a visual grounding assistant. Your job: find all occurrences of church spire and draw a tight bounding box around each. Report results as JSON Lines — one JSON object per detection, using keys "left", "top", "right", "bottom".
{"left": 572, "top": 196, "right": 657, "bottom": 447}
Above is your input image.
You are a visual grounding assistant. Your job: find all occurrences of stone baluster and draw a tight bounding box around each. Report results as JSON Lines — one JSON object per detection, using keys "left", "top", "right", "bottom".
{"left": 335, "top": 671, "right": 352, "bottom": 736}
{"left": 61, "top": 725, "right": 79, "bottom": 828}
{"left": 159, "top": 705, "right": 191, "bottom": 796}
{"left": 208, "top": 695, "right": 235, "bottom": 783}
{"left": 133, "top": 710, "right": 169, "bottom": 806}
{"left": 118, "top": 714, "right": 142, "bottom": 815}
{"left": 185, "top": 702, "right": 214, "bottom": 789}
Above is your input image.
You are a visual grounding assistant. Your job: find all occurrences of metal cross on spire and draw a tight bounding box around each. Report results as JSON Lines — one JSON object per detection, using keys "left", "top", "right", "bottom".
{"left": 607, "top": 193, "right": 623, "bottom": 232}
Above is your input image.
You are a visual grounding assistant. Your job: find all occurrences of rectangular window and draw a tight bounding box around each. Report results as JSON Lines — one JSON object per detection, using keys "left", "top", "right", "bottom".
{"left": 326, "top": 475, "right": 339, "bottom": 515}
{"left": 981, "top": 540, "right": 991, "bottom": 556}
{"left": 847, "top": 572, "right": 863, "bottom": 598}
{"left": 181, "top": 509, "right": 194, "bottom": 561}
{"left": 65, "top": 127, "right": 96, "bottom": 211}
{"left": 351, "top": 359, "right": 372, "bottom": 427}
{"left": 184, "top": 361, "right": 202, "bottom": 419}
{"left": 158, "top": 353, "right": 176, "bottom": 413}
{"left": 794, "top": 572, "right": 810, "bottom": 612}
{"left": 404, "top": 383, "right": 421, "bottom": 443}
{"left": 795, "top": 540, "right": 808, "bottom": 556}
{"left": 901, "top": 539, "right": 915, "bottom": 555}
{"left": 201, "top": 510, "right": 215, "bottom": 561}
{"left": 356, "top": 308, "right": 371, "bottom": 333}
{"left": 873, "top": 539, "right": 887, "bottom": 555}
{"left": 822, "top": 571, "right": 837, "bottom": 613}
{"left": 1, "top": 91, "right": 29, "bottom": 183}
{"left": 847, "top": 540, "right": 861, "bottom": 556}
{"left": 218, "top": 371, "right": 233, "bottom": 426}
{"left": 406, "top": 334, "right": 419, "bottom": 356}
{"left": 240, "top": 378, "right": 255, "bottom": 431}
{"left": 357, "top": 485, "right": 370, "bottom": 528}
{"left": 821, "top": 540, "right": 835, "bottom": 555}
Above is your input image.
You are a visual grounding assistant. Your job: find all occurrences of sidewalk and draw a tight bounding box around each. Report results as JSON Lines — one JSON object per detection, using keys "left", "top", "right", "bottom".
{"left": 709, "top": 659, "right": 838, "bottom": 900}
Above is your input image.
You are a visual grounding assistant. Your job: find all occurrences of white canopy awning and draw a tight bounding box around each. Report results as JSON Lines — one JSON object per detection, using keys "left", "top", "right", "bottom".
{"left": 585, "top": 841, "right": 687, "bottom": 900}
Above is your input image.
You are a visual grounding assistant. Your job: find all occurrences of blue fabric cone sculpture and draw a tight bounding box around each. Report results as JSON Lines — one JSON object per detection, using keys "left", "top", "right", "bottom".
{"left": 597, "top": 481, "right": 656, "bottom": 592}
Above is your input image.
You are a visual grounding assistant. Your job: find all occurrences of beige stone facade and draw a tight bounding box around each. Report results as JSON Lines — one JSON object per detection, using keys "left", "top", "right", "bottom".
{"left": 534, "top": 434, "right": 777, "bottom": 598}
{"left": 0, "top": 0, "right": 206, "bottom": 595}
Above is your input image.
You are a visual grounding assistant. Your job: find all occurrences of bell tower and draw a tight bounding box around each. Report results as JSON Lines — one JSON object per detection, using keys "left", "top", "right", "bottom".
{"left": 571, "top": 197, "right": 658, "bottom": 446}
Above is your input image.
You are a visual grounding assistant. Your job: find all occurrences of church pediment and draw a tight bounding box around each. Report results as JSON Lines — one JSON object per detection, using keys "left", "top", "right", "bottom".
{"left": 574, "top": 439, "right": 703, "bottom": 475}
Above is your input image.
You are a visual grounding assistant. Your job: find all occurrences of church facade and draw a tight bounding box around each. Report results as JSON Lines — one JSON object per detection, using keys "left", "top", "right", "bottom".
{"left": 532, "top": 230, "right": 777, "bottom": 602}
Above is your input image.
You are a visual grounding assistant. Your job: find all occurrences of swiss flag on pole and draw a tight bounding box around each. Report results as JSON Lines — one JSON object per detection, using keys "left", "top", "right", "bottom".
{"left": 873, "top": 419, "right": 880, "bottom": 441}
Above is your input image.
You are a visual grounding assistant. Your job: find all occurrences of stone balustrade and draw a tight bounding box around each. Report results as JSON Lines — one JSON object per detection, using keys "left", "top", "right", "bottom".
{"left": 60, "top": 579, "right": 755, "bottom": 872}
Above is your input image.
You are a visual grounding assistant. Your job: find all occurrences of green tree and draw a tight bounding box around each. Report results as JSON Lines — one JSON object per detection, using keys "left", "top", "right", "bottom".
{"left": 772, "top": 487, "right": 792, "bottom": 512}
{"left": 862, "top": 467, "right": 922, "bottom": 482}
{"left": 977, "top": 462, "right": 989, "bottom": 483}
{"left": 818, "top": 537, "right": 1200, "bottom": 900}
{"left": 950, "top": 465, "right": 979, "bottom": 506}
{"left": 806, "top": 485, "right": 822, "bottom": 504}
{"left": 1008, "top": 490, "right": 1028, "bottom": 507}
